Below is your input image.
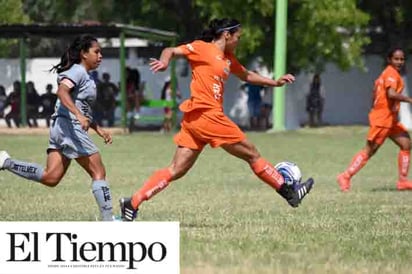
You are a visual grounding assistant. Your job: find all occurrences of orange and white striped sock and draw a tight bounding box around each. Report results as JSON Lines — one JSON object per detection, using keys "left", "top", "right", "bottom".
{"left": 398, "top": 150, "right": 410, "bottom": 182}
{"left": 344, "top": 150, "right": 369, "bottom": 177}
{"left": 131, "top": 168, "right": 173, "bottom": 209}
{"left": 250, "top": 158, "right": 284, "bottom": 190}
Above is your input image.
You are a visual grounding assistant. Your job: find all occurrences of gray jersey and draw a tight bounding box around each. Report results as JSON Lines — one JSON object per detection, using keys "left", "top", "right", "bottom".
{"left": 52, "top": 64, "right": 97, "bottom": 122}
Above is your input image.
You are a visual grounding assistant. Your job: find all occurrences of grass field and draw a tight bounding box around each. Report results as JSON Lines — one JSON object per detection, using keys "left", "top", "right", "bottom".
{"left": 1, "top": 126, "right": 412, "bottom": 274}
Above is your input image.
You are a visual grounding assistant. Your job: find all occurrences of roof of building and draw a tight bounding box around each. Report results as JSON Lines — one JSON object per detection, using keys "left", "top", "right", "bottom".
{"left": 0, "top": 23, "right": 178, "bottom": 41}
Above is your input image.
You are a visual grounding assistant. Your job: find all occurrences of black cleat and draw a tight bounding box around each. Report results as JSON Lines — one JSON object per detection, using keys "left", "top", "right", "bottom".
{"left": 278, "top": 178, "right": 314, "bottom": 207}
{"left": 119, "top": 197, "right": 138, "bottom": 221}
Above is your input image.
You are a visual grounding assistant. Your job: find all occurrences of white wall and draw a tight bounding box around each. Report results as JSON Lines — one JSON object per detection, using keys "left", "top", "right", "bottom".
{"left": 2, "top": 55, "right": 412, "bottom": 129}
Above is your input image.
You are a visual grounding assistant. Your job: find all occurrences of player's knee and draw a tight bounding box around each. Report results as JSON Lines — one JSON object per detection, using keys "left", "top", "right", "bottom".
{"left": 401, "top": 143, "right": 411, "bottom": 151}
{"left": 171, "top": 169, "right": 187, "bottom": 180}
{"left": 246, "top": 146, "right": 261, "bottom": 164}
{"left": 170, "top": 166, "right": 188, "bottom": 180}
{"left": 90, "top": 166, "right": 106, "bottom": 180}
{"left": 42, "top": 177, "right": 61, "bottom": 187}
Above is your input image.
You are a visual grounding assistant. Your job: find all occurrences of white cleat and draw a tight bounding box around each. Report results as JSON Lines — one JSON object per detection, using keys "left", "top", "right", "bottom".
{"left": 0, "top": 151, "right": 10, "bottom": 170}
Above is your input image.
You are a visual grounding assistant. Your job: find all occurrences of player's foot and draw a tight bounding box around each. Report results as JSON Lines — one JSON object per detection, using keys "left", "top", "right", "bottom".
{"left": 0, "top": 151, "right": 10, "bottom": 170}
{"left": 120, "top": 197, "right": 138, "bottom": 221}
{"left": 278, "top": 178, "right": 314, "bottom": 208}
{"left": 396, "top": 180, "right": 412, "bottom": 191}
{"left": 337, "top": 172, "right": 351, "bottom": 192}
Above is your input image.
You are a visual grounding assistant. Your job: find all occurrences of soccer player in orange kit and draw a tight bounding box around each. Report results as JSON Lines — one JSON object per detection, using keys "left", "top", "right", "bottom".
{"left": 120, "top": 18, "right": 315, "bottom": 221}
{"left": 337, "top": 47, "right": 412, "bottom": 192}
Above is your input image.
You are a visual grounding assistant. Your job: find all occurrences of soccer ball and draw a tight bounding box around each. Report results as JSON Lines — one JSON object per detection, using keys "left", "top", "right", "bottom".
{"left": 274, "top": 161, "right": 302, "bottom": 186}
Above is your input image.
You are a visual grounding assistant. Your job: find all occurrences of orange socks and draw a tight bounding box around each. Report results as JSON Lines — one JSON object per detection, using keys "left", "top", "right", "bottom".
{"left": 131, "top": 168, "right": 173, "bottom": 209}
{"left": 251, "top": 158, "right": 284, "bottom": 190}
{"left": 344, "top": 150, "right": 369, "bottom": 177}
{"left": 398, "top": 150, "right": 410, "bottom": 182}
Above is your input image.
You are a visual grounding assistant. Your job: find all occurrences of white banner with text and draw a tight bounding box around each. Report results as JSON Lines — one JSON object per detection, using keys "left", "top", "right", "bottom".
{"left": 0, "top": 222, "right": 179, "bottom": 274}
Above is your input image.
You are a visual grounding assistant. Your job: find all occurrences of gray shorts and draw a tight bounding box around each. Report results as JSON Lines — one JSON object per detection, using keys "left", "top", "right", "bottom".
{"left": 48, "top": 117, "right": 99, "bottom": 159}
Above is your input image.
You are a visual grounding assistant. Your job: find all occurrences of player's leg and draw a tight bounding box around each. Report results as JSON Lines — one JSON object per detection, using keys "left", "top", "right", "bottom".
{"left": 163, "top": 108, "right": 172, "bottom": 132}
{"left": 4, "top": 113, "right": 11, "bottom": 128}
{"left": 120, "top": 114, "right": 205, "bottom": 221}
{"left": 337, "top": 127, "right": 384, "bottom": 192}
{"left": 120, "top": 146, "right": 201, "bottom": 221}
{"left": 12, "top": 113, "right": 20, "bottom": 128}
{"left": 389, "top": 126, "right": 412, "bottom": 190}
{"left": 76, "top": 152, "right": 114, "bottom": 221}
{"left": 221, "top": 139, "right": 314, "bottom": 207}
{"left": 0, "top": 149, "right": 70, "bottom": 186}
{"left": 134, "top": 147, "right": 200, "bottom": 206}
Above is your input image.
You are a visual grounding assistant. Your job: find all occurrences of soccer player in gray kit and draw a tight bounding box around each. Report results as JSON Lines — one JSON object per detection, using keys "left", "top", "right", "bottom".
{"left": 0, "top": 35, "right": 115, "bottom": 221}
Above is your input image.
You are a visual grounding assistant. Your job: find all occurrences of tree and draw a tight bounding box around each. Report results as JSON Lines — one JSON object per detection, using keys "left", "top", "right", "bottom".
{"left": 359, "top": 0, "right": 412, "bottom": 55}
{"left": 0, "top": 0, "right": 29, "bottom": 56}
{"left": 132, "top": 0, "right": 371, "bottom": 73}
{"left": 288, "top": 0, "right": 370, "bottom": 72}
{"left": 21, "top": 0, "right": 371, "bottom": 73}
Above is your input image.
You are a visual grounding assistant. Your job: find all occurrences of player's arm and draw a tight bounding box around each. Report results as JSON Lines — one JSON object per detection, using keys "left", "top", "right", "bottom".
{"left": 235, "top": 70, "right": 295, "bottom": 87}
{"left": 57, "top": 79, "right": 90, "bottom": 130}
{"left": 387, "top": 87, "right": 412, "bottom": 104}
{"left": 150, "top": 47, "right": 185, "bottom": 73}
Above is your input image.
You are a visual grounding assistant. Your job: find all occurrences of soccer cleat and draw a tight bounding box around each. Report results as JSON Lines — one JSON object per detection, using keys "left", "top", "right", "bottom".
{"left": 278, "top": 178, "right": 314, "bottom": 208}
{"left": 0, "top": 151, "right": 10, "bottom": 170}
{"left": 396, "top": 180, "right": 412, "bottom": 191}
{"left": 337, "top": 172, "right": 351, "bottom": 192}
{"left": 120, "top": 197, "right": 138, "bottom": 221}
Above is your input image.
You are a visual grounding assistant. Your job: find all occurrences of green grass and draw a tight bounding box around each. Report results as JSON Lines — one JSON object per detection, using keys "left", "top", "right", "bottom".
{"left": 1, "top": 126, "right": 412, "bottom": 274}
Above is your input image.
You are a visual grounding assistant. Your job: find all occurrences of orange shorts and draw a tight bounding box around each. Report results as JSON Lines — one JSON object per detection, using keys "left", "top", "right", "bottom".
{"left": 367, "top": 122, "right": 408, "bottom": 145}
{"left": 174, "top": 109, "right": 246, "bottom": 150}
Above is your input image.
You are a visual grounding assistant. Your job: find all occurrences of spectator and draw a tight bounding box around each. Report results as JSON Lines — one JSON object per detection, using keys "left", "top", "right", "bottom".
{"left": 96, "top": 72, "right": 117, "bottom": 127}
{"left": 39, "top": 84, "right": 57, "bottom": 127}
{"left": 26, "top": 81, "right": 40, "bottom": 127}
{"left": 90, "top": 70, "right": 100, "bottom": 85}
{"left": 260, "top": 87, "right": 273, "bottom": 130}
{"left": 245, "top": 71, "right": 264, "bottom": 130}
{"left": 229, "top": 83, "right": 249, "bottom": 128}
{"left": 5, "top": 81, "right": 21, "bottom": 128}
{"left": 0, "top": 85, "right": 7, "bottom": 118}
{"left": 306, "top": 74, "right": 325, "bottom": 127}
{"left": 126, "top": 67, "right": 142, "bottom": 131}
{"left": 160, "top": 76, "right": 181, "bottom": 133}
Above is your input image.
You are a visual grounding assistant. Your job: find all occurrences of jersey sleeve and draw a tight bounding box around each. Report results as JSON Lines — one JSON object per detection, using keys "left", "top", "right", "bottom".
{"left": 227, "top": 53, "right": 246, "bottom": 75}
{"left": 383, "top": 71, "right": 398, "bottom": 91}
{"left": 58, "top": 65, "right": 83, "bottom": 87}
{"left": 176, "top": 40, "right": 203, "bottom": 62}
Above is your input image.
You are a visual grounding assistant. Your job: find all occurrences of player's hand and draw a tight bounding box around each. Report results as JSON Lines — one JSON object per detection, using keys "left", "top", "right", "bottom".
{"left": 77, "top": 114, "right": 90, "bottom": 131}
{"left": 276, "top": 74, "right": 295, "bottom": 86}
{"left": 98, "top": 129, "right": 113, "bottom": 144}
{"left": 149, "top": 58, "right": 167, "bottom": 73}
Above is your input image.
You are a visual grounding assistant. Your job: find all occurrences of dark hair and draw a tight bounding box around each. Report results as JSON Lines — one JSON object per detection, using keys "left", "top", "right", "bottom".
{"left": 160, "top": 79, "right": 172, "bottom": 100}
{"left": 310, "top": 74, "right": 321, "bottom": 93}
{"left": 198, "top": 18, "right": 241, "bottom": 42}
{"left": 387, "top": 47, "right": 404, "bottom": 59}
{"left": 51, "top": 34, "right": 98, "bottom": 73}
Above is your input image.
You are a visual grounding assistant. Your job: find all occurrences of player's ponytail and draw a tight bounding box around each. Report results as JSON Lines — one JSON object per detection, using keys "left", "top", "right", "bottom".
{"left": 198, "top": 18, "right": 241, "bottom": 42}
{"left": 51, "top": 34, "right": 97, "bottom": 73}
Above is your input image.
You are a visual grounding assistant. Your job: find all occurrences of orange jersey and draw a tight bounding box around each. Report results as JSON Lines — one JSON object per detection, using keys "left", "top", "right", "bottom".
{"left": 177, "top": 40, "right": 246, "bottom": 112}
{"left": 369, "top": 65, "right": 404, "bottom": 127}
